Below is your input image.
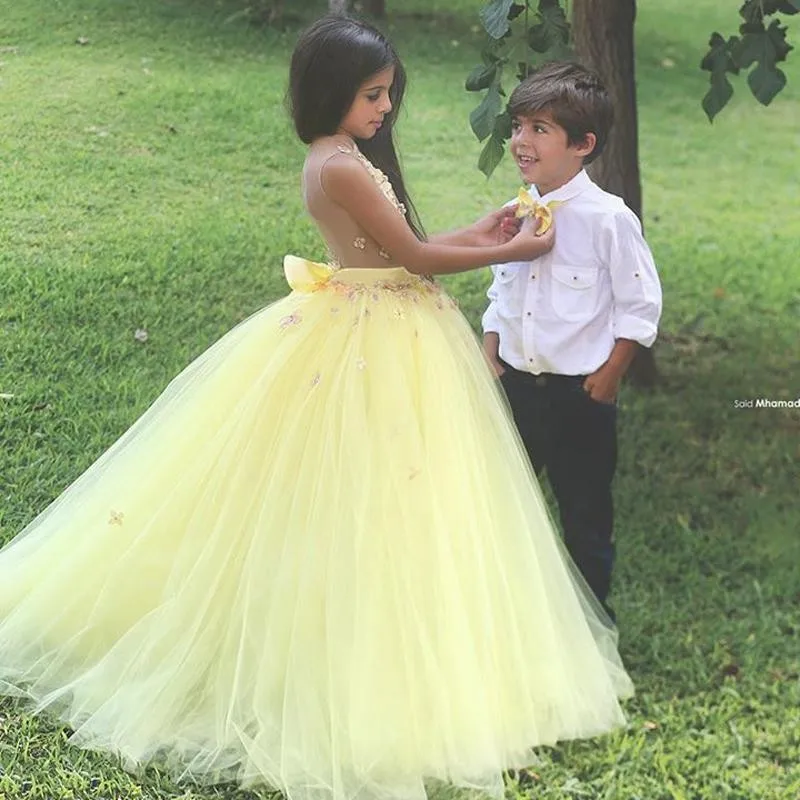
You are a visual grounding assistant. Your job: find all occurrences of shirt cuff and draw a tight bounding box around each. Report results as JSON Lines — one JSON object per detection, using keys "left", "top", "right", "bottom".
{"left": 613, "top": 314, "right": 658, "bottom": 348}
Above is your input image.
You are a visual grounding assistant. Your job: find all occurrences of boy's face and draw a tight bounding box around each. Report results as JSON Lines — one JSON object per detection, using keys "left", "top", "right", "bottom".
{"left": 510, "top": 110, "right": 595, "bottom": 195}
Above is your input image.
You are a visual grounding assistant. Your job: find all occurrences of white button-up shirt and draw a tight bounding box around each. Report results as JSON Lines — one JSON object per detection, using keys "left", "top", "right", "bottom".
{"left": 482, "top": 170, "right": 663, "bottom": 376}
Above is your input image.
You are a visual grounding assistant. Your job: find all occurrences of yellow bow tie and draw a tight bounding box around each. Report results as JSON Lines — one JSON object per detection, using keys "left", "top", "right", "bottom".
{"left": 284, "top": 255, "right": 337, "bottom": 293}
{"left": 514, "top": 188, "right": 563, "bottom": 235}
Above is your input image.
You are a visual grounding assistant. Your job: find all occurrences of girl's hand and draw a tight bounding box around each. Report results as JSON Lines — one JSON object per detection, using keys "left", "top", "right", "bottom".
{"left": 471, "top": 206, "right": 521, "bottom": 246}
{"left": 498, "top": 206, "right": 522, "bottom": 242}
{"left": 507, "top": 214, "right": 555, "bottom": 261}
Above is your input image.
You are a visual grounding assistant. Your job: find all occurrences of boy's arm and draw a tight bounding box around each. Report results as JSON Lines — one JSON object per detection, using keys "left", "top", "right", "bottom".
{"left": 606, "top": 207, "right": 663, "bottom": 347}
{"left": 586, "top": 208, "right": 663, "bottom": 402}
{"left": 482, "top": 270, "right": 505, "bottom": 377}
{"left": 483, "top": 332, "right": 503, "bottom": 377}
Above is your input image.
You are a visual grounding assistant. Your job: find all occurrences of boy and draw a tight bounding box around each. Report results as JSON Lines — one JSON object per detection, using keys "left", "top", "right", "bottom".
{"left": 483, "top": 62, "right": 662, "bottom": 620}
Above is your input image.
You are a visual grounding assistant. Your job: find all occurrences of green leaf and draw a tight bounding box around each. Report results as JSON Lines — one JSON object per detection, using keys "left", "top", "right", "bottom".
{"left": 527, "top": 25, "right": 549, "bottom": 53}
{"left": 477, "top": 110, "right": 513, "bottom": 177}
{"left": 731, "top": 21, "right": 792, "bottom": 69}
{"left": 766, "top": 19, "right": 793, "bottom": 62}
{"left": 470, "top": 82, "right": 503, "bottom": 141}
{"left": 493, "top": 108, "right": 513, "bottom": 140}
{"left": 466, "top": 63, "right": 498, "bottom": 92}
{"left": 478, "top": 129, "right": 506, "bottom": 177}
{"left": 732, "top": 32, "right": 766, "bottom": 68}
{"left": 760, "top": 0, "right": 799, "bottom": 14}
{"left": 537, "top": 1, "right": 570, "bottom": 42}
{"left": 544, "top": 40, "right": 575, "bottom": 61}
{"left": 738, "top": 0, "right": 763, "bottom": 26}
{"left": 702, "top": 75, "right": 734, "bottom": 121}
{"left": 480, "top": 43, "right": 507, "bottom": 67}
{"left": 701, "top": 33, "right": 738, "bottom": 120}
{"left": 508, "top": 3, "right": 526, "bottom": 21}
{"left": 747, "top": 62, "right": 787, "bottom": 104}
{"left": 527, "top": 3, "right": 570, "bottom": 54}
{"left": 480, "top": 0, "right": 515, "bottom": 40}
{"left": 516, "top": 60, "right": 533, "bottom": 81}
{"left": 701, "top": 32, "right": 739, "bottom": 75}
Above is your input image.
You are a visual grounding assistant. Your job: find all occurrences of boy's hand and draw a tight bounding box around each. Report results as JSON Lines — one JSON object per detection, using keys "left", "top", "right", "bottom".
{"left": 488, "top": 357, "right": 506, "bottom": 378}
{"left": 483, "top": 332, "right": 505, "bottom": 377}
{"left": 583, "top": 340, "right": 639, "bottom": 403}
{"left": 583, "top": 364, "right": 621, "bottom": 404}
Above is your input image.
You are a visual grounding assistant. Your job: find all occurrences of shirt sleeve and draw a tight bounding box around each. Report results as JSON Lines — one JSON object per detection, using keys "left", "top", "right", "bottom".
{"left": 603, "top": 207, "right": 663, "bottom": 348}
{"left": 481, "top": 267, "right": 501, "bottom": 334}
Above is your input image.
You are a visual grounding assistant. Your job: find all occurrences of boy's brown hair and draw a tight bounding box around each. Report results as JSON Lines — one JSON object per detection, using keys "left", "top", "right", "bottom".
{"left": 508, "top": 62, "right": 613, "bottom": 165}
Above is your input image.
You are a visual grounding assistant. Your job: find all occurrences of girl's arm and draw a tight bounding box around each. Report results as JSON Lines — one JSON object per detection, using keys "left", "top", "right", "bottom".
{"left": 428, "top": 227, "right": 477, "bottom": 246}
{"left": 428, "top": 207, "right": 520, "bottom": 247}
{"left": 321, "top": 156, "right": 550, "bottom": 275}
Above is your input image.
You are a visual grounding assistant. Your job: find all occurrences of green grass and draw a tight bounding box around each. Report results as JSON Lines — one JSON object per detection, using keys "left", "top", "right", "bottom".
{"left": 1, "top": 0, "right": 799, "bottom": 798}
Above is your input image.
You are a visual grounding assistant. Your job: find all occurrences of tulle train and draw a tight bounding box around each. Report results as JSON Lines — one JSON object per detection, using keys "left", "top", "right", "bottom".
{"left": 0, "top": 264, "right": 632, "bottom": 800}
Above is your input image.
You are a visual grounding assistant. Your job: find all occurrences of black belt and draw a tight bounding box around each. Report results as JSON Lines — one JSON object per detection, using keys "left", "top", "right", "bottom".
{"left": 499, "top": 358, "right": 587, "bottom": 386}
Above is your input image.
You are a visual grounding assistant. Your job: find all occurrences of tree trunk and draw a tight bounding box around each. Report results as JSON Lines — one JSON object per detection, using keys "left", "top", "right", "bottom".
{"left": 367, "top": 0, "right": 387, "bottom": 16}
{"left": 329, "top": 0, "right": 348, "bottom": 12}
{"left": 572, "top": 0, "right": 657, "bottom": 387}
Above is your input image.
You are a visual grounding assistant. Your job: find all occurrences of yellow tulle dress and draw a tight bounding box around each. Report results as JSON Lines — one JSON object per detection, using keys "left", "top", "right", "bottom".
{"left": 0, "top": 141, "right": 633, "bottom": 800}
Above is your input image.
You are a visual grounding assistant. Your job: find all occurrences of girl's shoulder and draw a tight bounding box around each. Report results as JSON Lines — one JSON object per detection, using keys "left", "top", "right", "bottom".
{"left": 305, "top": 137, "right": 371, "bottom": 185}
{"left": 303, "top": 138, "right": 377, "bottom": 208}
{"left": 307, "top": 135, "right": 359, "bottom": 162}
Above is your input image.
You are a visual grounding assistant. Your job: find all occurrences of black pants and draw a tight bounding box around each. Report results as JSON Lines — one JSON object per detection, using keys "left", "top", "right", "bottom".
{"left": 499, "top": 362, "right": 618, "bottom": 617}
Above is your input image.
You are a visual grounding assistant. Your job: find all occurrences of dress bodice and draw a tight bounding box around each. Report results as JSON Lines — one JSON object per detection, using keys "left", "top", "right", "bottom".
{"left": 302, "top": 138, "right": 406, "bottom": 269}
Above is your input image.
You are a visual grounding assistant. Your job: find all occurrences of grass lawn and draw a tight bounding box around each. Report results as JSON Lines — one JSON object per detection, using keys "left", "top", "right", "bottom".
{"left": 1, "top": 0, "right": 799, "bottom": 798}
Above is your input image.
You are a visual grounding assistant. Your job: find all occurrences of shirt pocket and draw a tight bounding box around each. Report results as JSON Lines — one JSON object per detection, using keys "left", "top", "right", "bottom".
{"left": 550, "top": 264, "right": 599, "bottom": 322}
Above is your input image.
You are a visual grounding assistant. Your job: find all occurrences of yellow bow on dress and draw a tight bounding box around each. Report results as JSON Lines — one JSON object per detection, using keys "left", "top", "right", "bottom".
{"left": 514, "top": 188, "right": 563, "bottom": 235}
{"left": 284, "top": 255, "right": 337, "bottom": 293}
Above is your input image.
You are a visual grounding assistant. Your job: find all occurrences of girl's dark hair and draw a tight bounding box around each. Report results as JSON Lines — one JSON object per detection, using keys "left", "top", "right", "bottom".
{"left": 289, "top": 15, "right": 424, "bottom": 238}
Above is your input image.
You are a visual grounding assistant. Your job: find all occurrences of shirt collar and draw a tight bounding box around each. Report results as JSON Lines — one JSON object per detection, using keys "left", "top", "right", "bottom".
{"left": 529, "top": 169, "right": 592, "bottom": 203}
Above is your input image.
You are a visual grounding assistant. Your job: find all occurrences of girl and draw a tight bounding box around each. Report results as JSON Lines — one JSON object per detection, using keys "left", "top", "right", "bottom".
{"left": 0, "top": 15, "right": 632, "bottom": 800}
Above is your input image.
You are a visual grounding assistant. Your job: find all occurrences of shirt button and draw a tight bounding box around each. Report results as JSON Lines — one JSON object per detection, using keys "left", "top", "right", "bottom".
{"left": 500, "top": 271, "right": 506, "bottom": 277}
{"left": 526, "top": 311, "right": 532, "bottom": 316}
{"left": 530, "top": 274, "right": 536, "bottom": 280}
